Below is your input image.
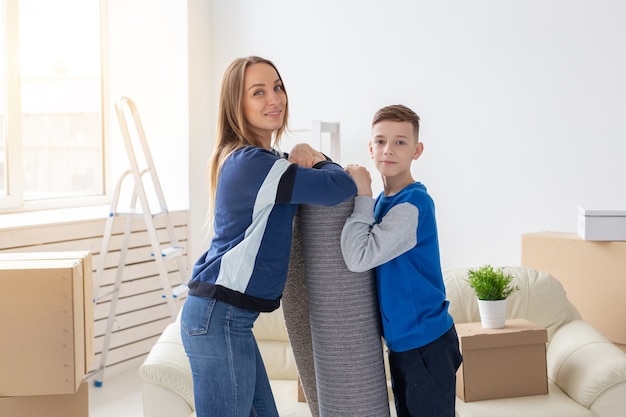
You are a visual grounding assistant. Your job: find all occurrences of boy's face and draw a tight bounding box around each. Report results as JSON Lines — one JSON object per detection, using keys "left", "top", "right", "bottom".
{"left": 369, "top": 120, "right": 423, "bottom": 179}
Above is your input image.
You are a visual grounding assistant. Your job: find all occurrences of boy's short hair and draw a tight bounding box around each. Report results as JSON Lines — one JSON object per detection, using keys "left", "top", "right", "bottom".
{"left": 372, "top": 104, "right": 420, "bottom": 141}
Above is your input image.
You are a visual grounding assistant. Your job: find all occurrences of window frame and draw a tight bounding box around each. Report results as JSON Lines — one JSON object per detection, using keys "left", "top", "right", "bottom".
{"left": 0, "top": 0, "right": 109, "bottom": 214}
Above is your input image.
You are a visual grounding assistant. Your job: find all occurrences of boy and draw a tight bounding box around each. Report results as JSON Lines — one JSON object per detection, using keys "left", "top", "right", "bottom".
{"left": 341, "top": 104, "right": 462, "bottom": 417}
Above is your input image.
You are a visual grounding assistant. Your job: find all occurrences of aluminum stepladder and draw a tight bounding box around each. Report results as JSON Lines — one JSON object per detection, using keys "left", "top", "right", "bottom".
{"left": 91, "top": 96, "right": 189, "bottom": 387}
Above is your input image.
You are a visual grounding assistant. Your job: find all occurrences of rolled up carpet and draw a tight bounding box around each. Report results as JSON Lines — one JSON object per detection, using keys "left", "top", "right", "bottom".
{"left": 283, "top": 200, "right": 390, "bottom": 417}
{"left": 282, "top": 211, "right": 319, "bottom": 416}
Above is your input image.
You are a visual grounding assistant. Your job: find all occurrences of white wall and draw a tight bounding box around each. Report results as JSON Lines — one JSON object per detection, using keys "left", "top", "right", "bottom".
{"left": 190, "top": 0, "right": 626, "bottom": 269}
{"left": 106, "top": 0, "right": 189, "bottom": 212}
{"left": 187, "top": 1, "right": 213, "bottom": 265}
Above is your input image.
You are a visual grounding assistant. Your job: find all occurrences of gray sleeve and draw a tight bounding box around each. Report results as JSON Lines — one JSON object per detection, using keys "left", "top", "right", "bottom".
{"left": 340, "top": 196, "right": 418, "bottom": 272}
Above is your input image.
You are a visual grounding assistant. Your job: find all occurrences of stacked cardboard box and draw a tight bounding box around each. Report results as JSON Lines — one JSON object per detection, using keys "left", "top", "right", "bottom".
{"left": 0, "top": 382, "right": 89, "bottom": 417}
{"left": 456, "top": 319, "right": 548, "bottom": 402}
{"left": 577, "top": 207, "right": 626, "bottom": 241}
{"left": 522, "top": 231, "right": 626, "bottom": 345}
{"left": 0, "top": 251, "right": 93, "bottom": 417}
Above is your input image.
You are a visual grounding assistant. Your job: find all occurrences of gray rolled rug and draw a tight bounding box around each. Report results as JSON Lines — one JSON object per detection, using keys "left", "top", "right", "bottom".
{"left": 282, "top": 212, "right": 319, "bottom": 415}
{"left": 282, "top": 200, "right": 390, "bottom": 417}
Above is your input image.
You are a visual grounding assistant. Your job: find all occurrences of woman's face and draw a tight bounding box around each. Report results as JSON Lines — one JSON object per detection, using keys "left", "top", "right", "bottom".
{"left": 242, "top": 63, "right": 286, "bottom": 146}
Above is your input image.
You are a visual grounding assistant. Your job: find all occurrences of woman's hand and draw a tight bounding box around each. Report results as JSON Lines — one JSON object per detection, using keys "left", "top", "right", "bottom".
{"left": 345, "top": 164, "right": 373, "bottom": 197}
{"left": 288, "top": 143, "right": 326, "bottom": 168}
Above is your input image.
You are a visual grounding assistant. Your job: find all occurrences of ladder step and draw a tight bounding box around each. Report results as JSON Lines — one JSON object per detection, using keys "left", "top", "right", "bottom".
{"left": 112, "top": 208, "right": 140, "bottom": 216}
{"left": 162, "top": 283, "right": 189, "bottom": 299}
{"left": 94, "top": 288, "right": 118, "bottom": 302}
{"left": 151, "top": 245, "right": 184, "bottom": 258}
{"left": 114, "top": 208, "right": 167, "bottom": 217}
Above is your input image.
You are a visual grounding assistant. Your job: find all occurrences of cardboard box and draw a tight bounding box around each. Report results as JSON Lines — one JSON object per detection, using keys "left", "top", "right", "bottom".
{"left": 456, "top": 319, "right": 548, "bottom": 402}
{"left": 0, "top": 381, "right": 88, "bottom": 417}
{"left": 521, "top": 232, "right": 626, "bottom": 344}
{"left": 0, "top": 252, "right": 94, "bottom": 396}
{"left": 0, "top": 251, "right": 94, "bottom": 374}
{"left": 297, "top": 377, "right": 306, "bottom": 402}
{"left": 577, "top": 207, "right": 626, "bottom": 241}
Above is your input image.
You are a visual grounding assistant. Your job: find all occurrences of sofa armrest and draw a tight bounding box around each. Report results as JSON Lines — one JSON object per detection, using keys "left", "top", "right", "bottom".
{"left": 139, "top": 321, "right": 195, "bottom": 417}
{"left": 547, "top": 320, "right": 626, "bottom": 415}
{"left": 142, "top": 382, "right": 194, "bottom": 417}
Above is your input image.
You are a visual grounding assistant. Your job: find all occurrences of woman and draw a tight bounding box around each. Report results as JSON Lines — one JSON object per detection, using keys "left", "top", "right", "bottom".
{"left": 180, "top": 56, "right": 357, "bottom": 417}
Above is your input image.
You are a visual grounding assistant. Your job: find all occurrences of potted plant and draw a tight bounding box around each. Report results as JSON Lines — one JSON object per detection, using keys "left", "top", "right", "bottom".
{"left": 466, "top": 265, "right": 520, "bottom": 329}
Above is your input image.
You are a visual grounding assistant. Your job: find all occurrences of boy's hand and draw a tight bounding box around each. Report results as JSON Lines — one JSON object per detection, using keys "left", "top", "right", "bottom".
{"left": 288, "top": 143, "right": 325, "bottom": 168}
{"left": 345, "top": 164, "right": 373, "bottom": 197}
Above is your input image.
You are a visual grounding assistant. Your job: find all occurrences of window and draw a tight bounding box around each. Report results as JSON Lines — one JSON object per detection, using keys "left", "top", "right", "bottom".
{"left": 0, "top": 0, "right": 103, "bottom": 211}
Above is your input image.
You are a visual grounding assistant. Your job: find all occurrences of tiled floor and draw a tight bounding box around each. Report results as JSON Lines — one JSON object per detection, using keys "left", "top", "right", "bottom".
{"left": 88, "top": 358, "right": 145, "bottom": 417}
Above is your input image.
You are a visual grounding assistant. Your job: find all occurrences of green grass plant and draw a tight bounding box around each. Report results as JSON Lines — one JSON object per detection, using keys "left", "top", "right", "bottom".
{"left": 466, "top": 265, "right": 520, "bottom": 300}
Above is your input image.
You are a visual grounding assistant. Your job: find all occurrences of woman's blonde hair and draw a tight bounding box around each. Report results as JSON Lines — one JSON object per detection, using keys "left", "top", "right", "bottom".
{"left": 206, "top": 56, "right": 289, "bottom": 225}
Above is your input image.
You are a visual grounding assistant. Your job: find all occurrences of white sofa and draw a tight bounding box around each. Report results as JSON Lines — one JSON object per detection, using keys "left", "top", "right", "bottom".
{"left": 446, "top": 267, "right": 626, "bottom": 417}
{"left": 139, "top": 267, "right": 626, "bottom": 417}
{"left": 138, "top": 303, "right": 311, "bottom": 417}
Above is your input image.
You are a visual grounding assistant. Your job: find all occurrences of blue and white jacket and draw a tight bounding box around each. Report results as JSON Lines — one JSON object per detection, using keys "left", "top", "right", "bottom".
{"left": 188, "top": 146, "right": 357, "bottom": 312}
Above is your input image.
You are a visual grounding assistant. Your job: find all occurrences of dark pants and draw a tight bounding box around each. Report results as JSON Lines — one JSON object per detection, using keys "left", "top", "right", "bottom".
{"left": 389, "top": 325, "right": 462, "bottom": 417}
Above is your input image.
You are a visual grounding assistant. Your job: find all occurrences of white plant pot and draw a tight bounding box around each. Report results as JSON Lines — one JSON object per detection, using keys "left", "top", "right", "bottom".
{"left": 477, "top": 299, "right": 507, "bottom": 329}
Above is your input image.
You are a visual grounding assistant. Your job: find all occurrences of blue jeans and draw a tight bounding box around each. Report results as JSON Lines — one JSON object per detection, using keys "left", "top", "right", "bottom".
{"left": 389, "top": 325, "right": 463, "bottom": 417}
{"left": 180, "top": 295, "right": 279, "bottom": 417}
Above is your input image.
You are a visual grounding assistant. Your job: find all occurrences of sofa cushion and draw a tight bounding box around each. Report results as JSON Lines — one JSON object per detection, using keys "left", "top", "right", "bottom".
{"left": 253, "top": 306, "right": 298, "bottom": 381}
{"left": 547, "top": 320, "right": 626, "bottom": 408}
{"left": 139, "top": 321, "right": 194, "bottom": 409}
{"left": 257, "top": 339, "right": 298, "bottom": 380}
{"left": 444, "top": 267, "right": 576, "bottom": 340}
{"left": 455, "top": 380, "right": 593, "bottom": 417}
{"left": 253, "top": 306, "right": 290, "bottom": 342}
